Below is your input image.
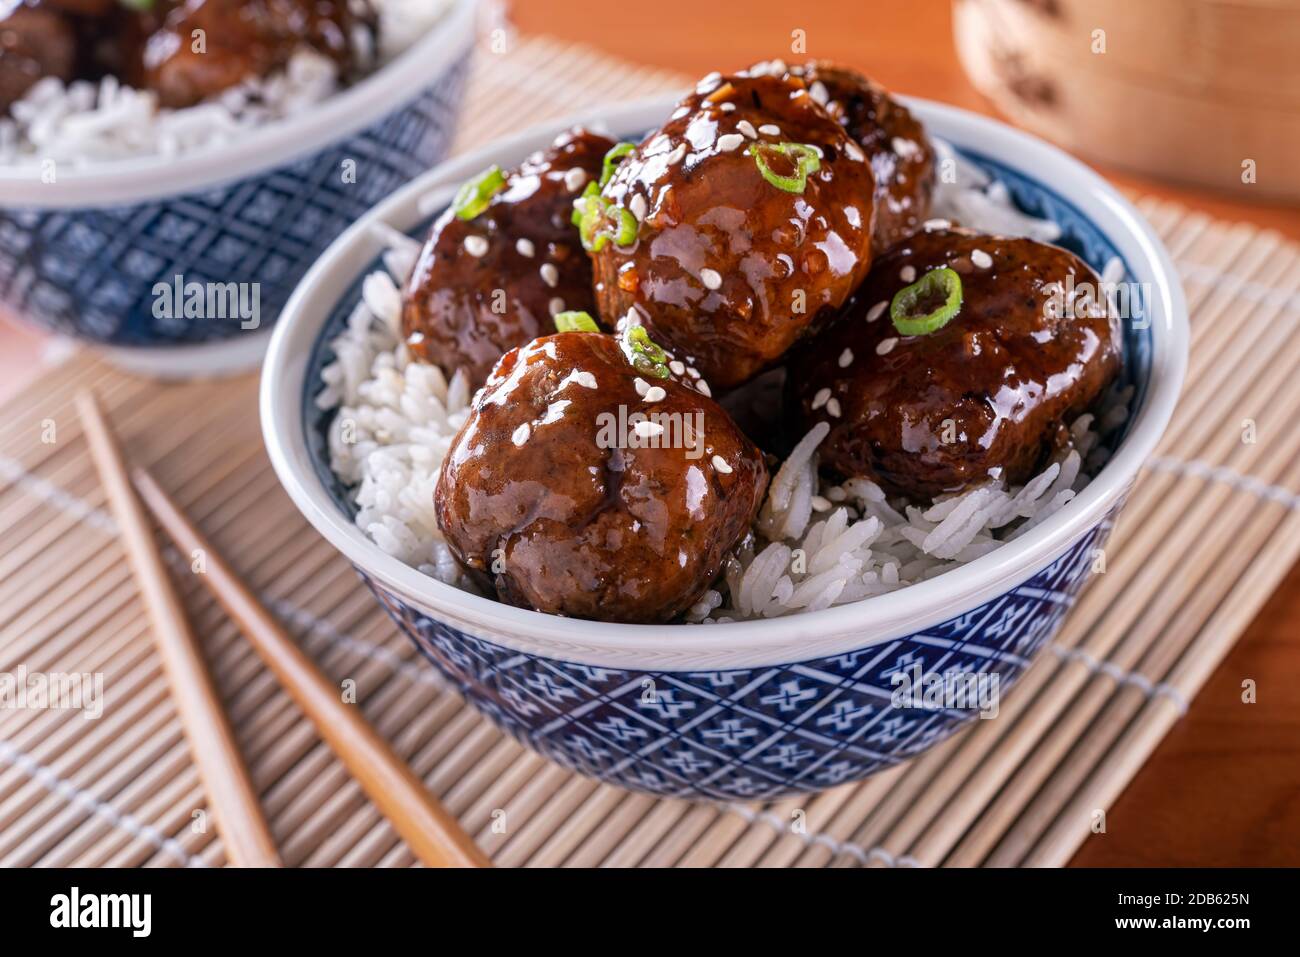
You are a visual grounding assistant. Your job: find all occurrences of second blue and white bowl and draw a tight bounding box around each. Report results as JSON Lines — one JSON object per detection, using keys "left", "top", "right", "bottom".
{"left": 0, "top": 0, "right": 477, "bottom": 377}
{"left": 261, "top": 96, "right": 1187, "bottom": 801}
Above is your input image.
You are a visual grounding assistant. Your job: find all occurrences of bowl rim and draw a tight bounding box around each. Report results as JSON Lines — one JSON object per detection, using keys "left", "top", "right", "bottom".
{"left": 0, "top": 0, "right": 479, "bottom": 209}
{"left": 260, "top": 93, "right": 1189, "bottom": 669}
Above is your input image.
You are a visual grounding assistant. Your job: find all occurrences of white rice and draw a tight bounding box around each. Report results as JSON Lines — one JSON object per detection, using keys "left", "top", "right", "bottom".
{"left": 317, "top": 136, "right": 1133, "bottom": 622}
{"left": 0, "top": 0, "right": 453, "bottom": 167}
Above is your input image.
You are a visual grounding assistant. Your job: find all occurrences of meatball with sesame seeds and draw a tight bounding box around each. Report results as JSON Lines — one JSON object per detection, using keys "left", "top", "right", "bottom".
{"left": 142, "top": 0, "right": 376, "bottom": 108}
{"left": 787, "top": 62, "right": 936, "bottom": 254}
{"left": 402, "top": 127, "right": 615, "bottom": 387}
{"left": 786, "top": 227, "right": 1122, "bottom": 499}
{"left": 587, "top": 68, "right": 876, "bottom": 391}
{"left": 435, "top": 328, "right": 768, "bottom": 623}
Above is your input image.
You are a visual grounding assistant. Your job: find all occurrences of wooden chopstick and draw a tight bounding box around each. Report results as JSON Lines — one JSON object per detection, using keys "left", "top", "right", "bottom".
{"left": 75, "top": 391, "right": 282, "bottom": 868}
{"left": 130, "top": 466, "right": 492, "bottom": 869}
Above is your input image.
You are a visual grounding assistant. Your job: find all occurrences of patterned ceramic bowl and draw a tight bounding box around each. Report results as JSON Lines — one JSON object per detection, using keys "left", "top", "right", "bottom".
{"left": 262, "top": 97, "right": 1187, "bottom": 801}
{"left": 0, "top": 0, "right": 477, "bottom": 378}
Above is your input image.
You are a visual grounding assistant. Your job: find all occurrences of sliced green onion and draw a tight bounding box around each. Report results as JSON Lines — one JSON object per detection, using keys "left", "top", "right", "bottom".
{"left": 620, "top": 325, "right": 670, "bottom": 379}
{"left": 554, "top": 311, "right": 599, "bottom": 333}
{"left": 747, "top": 142, "right": 821, "bottom": 193}
{"left": 571, "top": 181, "right": 599, "bottom": 227}
{"left": 452, "top": 165, "right": 506, "bottom": 220}
{"left": 600, "top": 142, "right": 636, "bottom": 188}
{"left": 573, "top": 183, "right": 639, "bottom": 252}
{"left": 890, "top": 267, "right": 963, "bottom": 336}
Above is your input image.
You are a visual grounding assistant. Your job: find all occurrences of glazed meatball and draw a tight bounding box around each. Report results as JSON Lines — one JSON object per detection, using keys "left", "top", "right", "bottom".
{"left": 435, "top": 330, "right": 769, "bottom": 623}
{"left": 787, "top": 227, "right": 1122, "bottom": 499}
{"left": 402, "top": 128, "right": 614, "bottom": 387}
{"left": 589, "top": 68, "right": 877, "bottom": 390}
{"left": 789, "top": 62, "right": 936, "bottom": 254}
{"left": 0, "top": 3, "right": 78, "bottom": 111}
{"left": 142, "top": 0, "right": 375, "bottom": 108}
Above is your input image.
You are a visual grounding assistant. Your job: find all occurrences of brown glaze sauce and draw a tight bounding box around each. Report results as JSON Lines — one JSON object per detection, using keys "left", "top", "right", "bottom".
{"left": 787, "top": 227, "right": 1122, "bottom": 499}
{"left": 589, "top": 69, "right": 877, "bottom": 390}
{"left": 435, "top": 332, "right": 768, "bottom": 623}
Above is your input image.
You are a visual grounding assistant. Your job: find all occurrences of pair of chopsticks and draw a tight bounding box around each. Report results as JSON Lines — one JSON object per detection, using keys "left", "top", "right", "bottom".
{"left": 76, "top": 392, "right": 489, "bottom": 869}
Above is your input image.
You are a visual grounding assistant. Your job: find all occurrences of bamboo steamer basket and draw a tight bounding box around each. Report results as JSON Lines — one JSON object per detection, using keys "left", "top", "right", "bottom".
{"left": 952, "top": 0, "right": 1300, "bottom": 201}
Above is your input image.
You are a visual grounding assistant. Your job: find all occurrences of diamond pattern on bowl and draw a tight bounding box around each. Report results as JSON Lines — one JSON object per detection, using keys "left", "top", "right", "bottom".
{"left": 0, "top": 57, "right": 469, "bottom": 347}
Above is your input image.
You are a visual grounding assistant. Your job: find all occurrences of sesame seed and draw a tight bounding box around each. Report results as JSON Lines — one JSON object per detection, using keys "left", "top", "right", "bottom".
{"left": 811, "top": 387, "right": 831, "bottom": 410}
{"left": 838, "top": 348, "right": 854, "bottom": 367}
{"left": 712, "top": 454, "right": 733, "bottom": 474}
{"left": 667, "top": 142, "right": 687, "bottom": 164}
{"left": 515, "top": 237, "right": 535, "bottom": 257}
{"left": 634, "top": 420, "right": 665, "bottom": 438}
{"left": 758, "top": 123, "right": 780, "bottom": 136}
{"left": 892, "top": 136, "right": 919, "bottom": 158}
{"left": 720, "top": 102, "right": 736, "bottom": 112}
{"left": 923, "top": 218, "right": 951, "bottom": 231}
{"left": 571, "top": 371, "right": 597, "bottom": 389}
{"left": 876, "top": 337, "right": 898, "bottom": 355}
{"left": 809, "top": 81, "right": 829, "bottom": 105}
{"left": 548, "top": 297, "right": 565, "bottom": 316}
{"left": 512, "top": 423, "right": 530, "bottom": 446}
{"left": 971, "top": 249, "right": 993, "bottom": 269}
{"left": 700, "top": 268, "right": 723, "bottom": 290}
{"left": 736, "top": 119, "right": 758, "bottom": 139}
{"left": 669, "top": 360, "right": 686, "bottom": 376}
{"left": 844, "top": 141, "right": 865, "bottom": 162}
{"left": 540, "top": 263, "right": 559, "bottom": 287}
{"left": 643, "top": 385, "right": 666, "bottom": 403}
{"left": 463, "top": 235, "right": 488, "bottom": 257}
{"left": 563, "top": 167, "right": 588, "bottom": 192}
{"left": 826, "top": 397, "right": 841, "bottom": 418}
{"left": 900, "top": 265, "right": 916, "bottom": 283}
{"left": 866, "top": 300, "right": 888, "bottom": 322}
{"left": 716, "top": 133, "right": 745, "bottom": 152}
{"left": 629, "top": 193, "right": 648, "bottom": 221}
{"left": 687, "top": 366, "right": 701, "bottom": 378}
{"left": 697, "top": 71, "right": 722, "bottom": 94}
{"left": 634, "top": 377, "right": 650, "bottom": 396}
{"left": 811, "top": 495, "right": 831, "bottom": 512}
{"left": 695, "top": 379, "right": 712, "bottom": 397}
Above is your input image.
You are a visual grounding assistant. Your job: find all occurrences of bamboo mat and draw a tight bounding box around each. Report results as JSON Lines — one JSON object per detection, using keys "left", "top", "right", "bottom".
{"left": 2, "top": 36, "right": 1299, "bottom": 869}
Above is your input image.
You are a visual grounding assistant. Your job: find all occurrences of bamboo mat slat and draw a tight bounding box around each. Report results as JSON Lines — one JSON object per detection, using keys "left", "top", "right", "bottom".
{"left": 1, "top": 36, "right": 1298, "bottom": 868}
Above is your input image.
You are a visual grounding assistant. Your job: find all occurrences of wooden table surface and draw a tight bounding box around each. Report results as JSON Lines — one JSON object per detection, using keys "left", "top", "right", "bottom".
{"left": 2, "top": 0, "right": 1296, "bottom": 866}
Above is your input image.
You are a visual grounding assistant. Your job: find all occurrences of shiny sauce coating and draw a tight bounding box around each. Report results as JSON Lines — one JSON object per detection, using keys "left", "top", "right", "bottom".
{"left": 403, "top": 127, "right": 613, "bottom": 387}
{"left": 435, "top": 332, "right": 768, "bottom": 623}
{"left": 590, "top": 69, "right": 877, "bottom": 390}
{"left": 787, "top": 227, "right": 1123, "bottom": 499}
{"left": 790, "top": 61, "right": 936, "bottom": 254}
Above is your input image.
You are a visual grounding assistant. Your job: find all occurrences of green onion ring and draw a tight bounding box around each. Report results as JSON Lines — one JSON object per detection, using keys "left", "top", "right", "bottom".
{"left": 554, "top": 311, "right": 600, "bottom": 333}
{"left": 620, "top": 325, "right": 671, "bottom": 379}
{"left": 600, "top": 142, "right": 637, "bottom": 188}
{"left": 452, "top": 165, "right": 506, "bottom": 220}
{"left": 573, "top": 183, "right": 639, "bottom": 252}
{"left": 890, "top": 267, "right": 963, "bottom": 336}
{"left": 747, "top": 142, "right": 821, "bottom": 193}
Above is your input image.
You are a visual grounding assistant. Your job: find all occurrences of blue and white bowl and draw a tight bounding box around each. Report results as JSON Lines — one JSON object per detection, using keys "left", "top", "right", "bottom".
{"left": 0, "top": 0, "right": 477, "bottom": 378}
{"left": 261, "top": 97, "right": 1187, "bottom": 801}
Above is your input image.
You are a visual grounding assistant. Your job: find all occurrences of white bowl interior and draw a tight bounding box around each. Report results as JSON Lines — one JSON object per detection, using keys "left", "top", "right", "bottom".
{"left": 261, "top": 95, "right": 1188, "bottom": 670}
